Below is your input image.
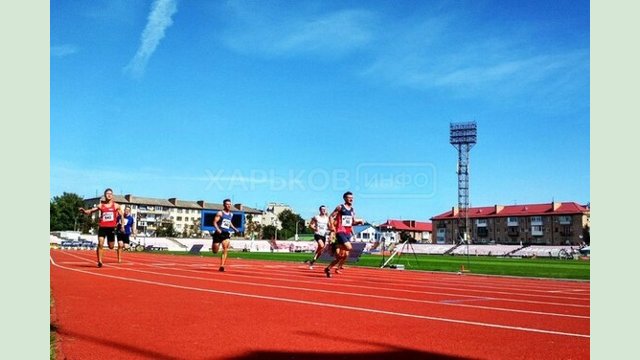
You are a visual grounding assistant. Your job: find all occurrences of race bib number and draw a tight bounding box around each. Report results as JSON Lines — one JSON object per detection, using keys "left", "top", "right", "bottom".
{"left": 102, "top": 212, "right": 114, "bottom": 222}
{"left": 221, "top": 218, "right": 232, "bottom": 229}
{"left": 316, "top": 222, "right": 327, "bottom": 235}
{"left": 341, "top": 215, "right": 353, "bottom": 226}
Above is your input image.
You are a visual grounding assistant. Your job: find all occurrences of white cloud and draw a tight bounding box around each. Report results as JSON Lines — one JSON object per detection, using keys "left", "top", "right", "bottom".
{"left": 359, "top": 16, "right": 589, "bottom": 107}
{"left": 223, "top": 8, "right": 376, "bottom": 58}
{"left": 124, "top": 0, "right": 178, "bottom": 78}
{"left": 51, "top": 44, "right": 78, "bottom": 57}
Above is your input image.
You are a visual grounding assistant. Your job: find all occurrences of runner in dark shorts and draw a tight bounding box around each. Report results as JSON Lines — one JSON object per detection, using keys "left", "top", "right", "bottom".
{"left": 212, "top": 231, "right": 231, "bottom": 244}
{"left": 211, "top": 199, "right": 239, "bottom": 272}
{"left": 305, "top": 205, "right": 330, "bottom": 269}
{"left": 116, "top": 206, "right": 136, "bottom": 263}
{"left": 324, "top": 192, "right": 365, "bottom": 277}
{"left": 98, "top": 226, "right": 116, "bottom": 243}
{"left": 79, "top": 188, "right": 122, "bottom": 268}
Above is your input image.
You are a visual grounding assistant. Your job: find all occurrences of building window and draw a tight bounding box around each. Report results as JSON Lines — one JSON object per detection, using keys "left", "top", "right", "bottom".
{"left": 558, "top": 216, "right": 572, "bottom": 224}
{"left": 531, "top": 225, "right": 543, "bottom": 236}
{"left": 177, "top": 216, "right": 182, "bottom": 221}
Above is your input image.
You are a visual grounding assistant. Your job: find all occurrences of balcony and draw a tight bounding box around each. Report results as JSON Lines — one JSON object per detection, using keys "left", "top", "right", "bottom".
{"left": 507, "top": 218, "right": 519, "bottom": 227}
{"left": 531, "top": 226, "right": 543, "bottom": 236}
{"left": 530, "top": 217, "right": 543, "bottom": 226}
{"left": 507, "top": 227, "right": 520, "bottom": 237}
{"left": 137, "top": 209, "right": 168, "bottom": 215}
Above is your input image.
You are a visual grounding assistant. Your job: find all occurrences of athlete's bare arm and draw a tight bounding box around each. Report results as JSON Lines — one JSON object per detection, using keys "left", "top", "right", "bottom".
{"left": 309, "top": 217, "right": 317, "bottom": 232}
{"left": 329, "top": 206, "right": 341, "bottom": 232}
{"left": 213, "top": 211, "right": 223, "bottom": 233}
{"left": 115, "top": 202, "right": 123, "bottom": 216}
{"left": 79, "top": 206, "right": 98, "bottom": 215}
{"left": 353, "top": 211, "right": 365, "bottom": 225}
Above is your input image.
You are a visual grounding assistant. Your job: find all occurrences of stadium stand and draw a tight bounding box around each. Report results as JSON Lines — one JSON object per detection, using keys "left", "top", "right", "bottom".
{"left": 511, "top": 245, "right": 580, "bottom": 258}
{"left": 405, "top": 244, "right": 457, "bottom": 255}
{"left": 450, "top": 244, "right": 523, "bottom": 256}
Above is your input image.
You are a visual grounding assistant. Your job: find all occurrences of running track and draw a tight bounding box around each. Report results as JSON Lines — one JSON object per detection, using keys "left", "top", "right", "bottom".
{"left": 50, "top": 249, "right": 590, "bottom": 359}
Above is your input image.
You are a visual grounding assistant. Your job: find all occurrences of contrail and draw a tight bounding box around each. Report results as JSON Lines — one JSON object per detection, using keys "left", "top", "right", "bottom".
{"left": 125, "top": 0, "right": 178, "bottom": 78}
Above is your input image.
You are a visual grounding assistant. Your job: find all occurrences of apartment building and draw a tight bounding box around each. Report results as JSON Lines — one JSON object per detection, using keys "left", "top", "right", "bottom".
{"left": 257, "top": 202, "right": 294, "bottom": 229}
{"left": 83, "top": 194, "right": 262, "bottom": 236}
{"left": 431, "top": 202, "right": 590, "bottom": 245}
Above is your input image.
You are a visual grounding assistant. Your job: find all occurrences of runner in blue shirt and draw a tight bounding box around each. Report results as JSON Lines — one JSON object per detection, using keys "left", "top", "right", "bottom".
{"left": 116, "top": 206, "right": 136, "bottom": 263}
{"left": 212, "top": 199, "right": 239, "bottom": 272}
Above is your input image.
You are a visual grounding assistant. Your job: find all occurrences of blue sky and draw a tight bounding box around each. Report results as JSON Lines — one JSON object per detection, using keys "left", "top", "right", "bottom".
{"left": 51, "top": 0, "right": 589, "bottom": 223}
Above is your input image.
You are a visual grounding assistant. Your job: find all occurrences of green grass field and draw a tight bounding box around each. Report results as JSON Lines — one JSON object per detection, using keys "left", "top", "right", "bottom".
{"left": 165, "top": 251, "right": 590, "bottom": 280}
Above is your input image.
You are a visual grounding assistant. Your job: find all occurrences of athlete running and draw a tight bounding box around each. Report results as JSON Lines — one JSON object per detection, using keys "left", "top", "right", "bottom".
{"left": 324, "top": 191, "right": 365, "bottom": 277}
{"left": 78, "top": 188, "right": 123, "bottom": 267}
{"left": 306, "top": 205, "right": 330, "bottom": 269}
{"left": 212, "top": 199, "right": 239, "bottom": 272}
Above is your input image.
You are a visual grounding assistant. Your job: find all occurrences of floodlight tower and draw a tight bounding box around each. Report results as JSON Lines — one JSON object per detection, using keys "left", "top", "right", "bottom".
{"left": 450, "top": 122, "right": 477, "bottom": 244}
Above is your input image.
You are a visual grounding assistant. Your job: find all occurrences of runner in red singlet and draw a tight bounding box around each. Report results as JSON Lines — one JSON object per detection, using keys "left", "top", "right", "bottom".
{"left": 79, "top": 188, "right": 122, "bottom": 267}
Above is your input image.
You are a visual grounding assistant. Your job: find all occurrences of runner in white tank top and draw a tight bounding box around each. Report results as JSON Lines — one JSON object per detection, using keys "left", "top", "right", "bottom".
{"left": 306, "top": 205, "right": 330, "bottom": 269}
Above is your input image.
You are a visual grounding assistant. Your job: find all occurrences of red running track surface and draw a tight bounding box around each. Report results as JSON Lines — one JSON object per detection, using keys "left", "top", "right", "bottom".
{"left": 50, "top": 249, "right": 589, "bottom": 359}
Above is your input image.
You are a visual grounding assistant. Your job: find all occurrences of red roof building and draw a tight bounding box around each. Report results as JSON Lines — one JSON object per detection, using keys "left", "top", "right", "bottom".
{"left": 430, "top": 202, "right": 590, "bottom": 245}
{"left": 379, "top": 220, "right": 433, "bottom": 243}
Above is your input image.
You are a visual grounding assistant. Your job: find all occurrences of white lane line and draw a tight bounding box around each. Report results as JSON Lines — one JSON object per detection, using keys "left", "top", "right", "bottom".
{"left": 50, "top": 255, "right": 589, "bottom": 338}
{"left": 56, "top": 251, "right": 590, "bottom": 310}
{"left": 53, "top": 252, "right": 590, "bottom": 320}
{"left": 104, "top": 252, "right": 590, "bottom": 298}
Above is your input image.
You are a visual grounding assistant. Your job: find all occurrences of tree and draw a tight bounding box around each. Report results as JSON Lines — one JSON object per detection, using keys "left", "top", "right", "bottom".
{"left": 278, "top": 209, "right": 306, "bottom": 240}
{"left": 156, "top": 220, "right": 178, "bottom": 237}
{"left": 50, "top": 192, "right": 85, "bottom": 231}
{"left": 245, "top": 214, "right": 262, "bottom": 240}
{"left": 582, "top": 224, "right": 590, "bottom": 245}
{"left": 262, "top": 225, "right": 276, "bottom": 240}
{"left": 191, "top": 218, "right": 202, "bottom": 238}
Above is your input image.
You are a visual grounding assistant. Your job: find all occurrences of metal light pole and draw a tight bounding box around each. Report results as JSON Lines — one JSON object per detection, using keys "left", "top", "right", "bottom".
{"left": 450, "top": 121, "right": 477, "bottom": 271}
